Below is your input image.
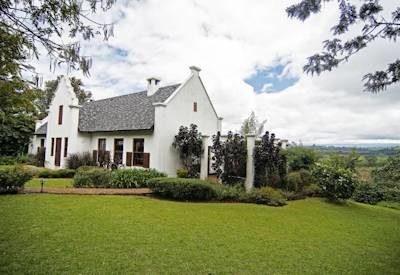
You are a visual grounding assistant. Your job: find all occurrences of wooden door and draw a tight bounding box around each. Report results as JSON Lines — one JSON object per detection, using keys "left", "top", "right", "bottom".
{"left": 55, "top": 138, "right": 62, "bottom": 166}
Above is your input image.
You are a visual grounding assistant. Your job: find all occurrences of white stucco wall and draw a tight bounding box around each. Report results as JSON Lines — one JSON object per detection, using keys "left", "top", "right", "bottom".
{"left": 153, "top": 69, "right": 219, "bottom": 176}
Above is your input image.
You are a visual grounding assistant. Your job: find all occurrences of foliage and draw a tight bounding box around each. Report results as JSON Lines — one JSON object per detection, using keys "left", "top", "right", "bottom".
{"left": 37, "top": 77, "right": 92, "bottom": 119}
{"left": 66, "top": 152, "right": 96, "bottom": 170}
{"left": 147, "top": 177, "right": 218, "bottom": 201}
{"left": 214, "top": 184, "right": 244, "bottom": 201}
{"left": 172, "top": 124, "right": 203, "bottom": 178}
{"left": 212, "top": 131, "right": 247, "bottom": 185}
{"left": 25, "top": 178, "right": 73, "bottom": 188}
{"left": 372, "top": 151, "right": 400, "bottom": 186}
{"left": 254, "top": 131, "right": 287, "bottom": 188}
{"left": 312, "top": 162, "right": 357, "bottom": 201}
{"left": 353, "top": 183, "right": 383, "bottom": 205}
{"left": 73, "top": 167, "right": 111, "bottom": 188}
{"left": 239, "top": 187, "right": 286, "bottom": 206}
{"left": 286, "top": 146, "right": 319, "bottom": 171}
{"left": 286, "top": 169, "right": 313, "bottom": 192}
{"left": 0, "top": 155, "right": 29, "bottom": 165}
{"left": 176, "top": 167, "right": 189, "bottom": 178}
{"left": 38, "top": 169, "right": 75, "bottom": 179}
{"left": 286, "top": 0, "right": 400, "bottom": 92}
{"left": 0, "top": 0, "right": 115, "bottom": 76}
{"left": 240, "top": 111, "right": 267, "bottom": 136}
{"left": 26, "top": 147, "right": 45, "bottom": 167}
{"left": 319, "top": 151, "right": 360, "bottom": 172}
{"left": 0, "top": 165, "right": 32, "bottom": 193}
{"left": 110, "top": 169, "right": 167, "bottom": 188}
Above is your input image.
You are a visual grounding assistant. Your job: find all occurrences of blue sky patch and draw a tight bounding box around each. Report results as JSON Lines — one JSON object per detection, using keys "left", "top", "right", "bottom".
{"left": 245, "top": 64, "right": 299, "bottom": 93}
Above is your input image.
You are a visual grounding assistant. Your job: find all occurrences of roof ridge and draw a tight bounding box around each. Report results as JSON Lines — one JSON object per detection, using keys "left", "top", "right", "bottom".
{"left": 85, "top": 83, "right": 181, "bottom": 105}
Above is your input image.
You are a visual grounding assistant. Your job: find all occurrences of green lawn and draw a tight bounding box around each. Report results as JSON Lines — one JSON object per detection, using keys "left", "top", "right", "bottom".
{"left": 25, "top": 178, "right": 73, "bottom": 188}
{"left": 0, "top": 195, "right": 399, "bottom": 274}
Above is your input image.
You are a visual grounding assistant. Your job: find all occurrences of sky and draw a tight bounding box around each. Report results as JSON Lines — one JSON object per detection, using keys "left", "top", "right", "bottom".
{"left": 31, "top": 0, "right": 400, "bottom": 145}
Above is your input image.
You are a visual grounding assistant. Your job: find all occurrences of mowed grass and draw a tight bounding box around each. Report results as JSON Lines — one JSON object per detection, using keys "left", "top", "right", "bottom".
{"left": 25, "top": 178, "right": 73, "bottom": 188}
{"left": 0, "top": 195, "right": 399, "bottom": 274}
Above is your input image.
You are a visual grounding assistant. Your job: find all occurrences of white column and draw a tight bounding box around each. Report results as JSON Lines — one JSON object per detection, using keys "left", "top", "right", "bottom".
{"left": 245, "top": 134, "right": 256, "bottom": 192}
{"left": 200, "top": 135, "right": 209, "bottom": 180}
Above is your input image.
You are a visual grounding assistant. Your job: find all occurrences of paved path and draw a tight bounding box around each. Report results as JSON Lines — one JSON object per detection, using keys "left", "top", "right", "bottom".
{"left": 24, "top": 187, "right": 152, "bottom": 195}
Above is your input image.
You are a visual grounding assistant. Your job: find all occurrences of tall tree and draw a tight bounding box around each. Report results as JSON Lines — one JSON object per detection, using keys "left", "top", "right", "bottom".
{"left": 240, "top": 111, "right": 267, "bottom": 136}
{"left": 286, "top": 1, "right": 400, "bottom": 93}
{"left": 37, "top": 76, "right": 92, "bottom": 119}
{"left": 0, "top": 0, "right": 115, "bottom": 76}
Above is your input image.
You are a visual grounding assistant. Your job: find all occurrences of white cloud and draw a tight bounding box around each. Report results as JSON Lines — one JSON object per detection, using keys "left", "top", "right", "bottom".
{"left": 31, "top": 0, "right": 400, "bottom": 144}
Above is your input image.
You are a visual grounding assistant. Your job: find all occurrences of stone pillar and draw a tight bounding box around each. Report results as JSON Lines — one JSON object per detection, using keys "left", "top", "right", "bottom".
{"left": 245, "top": 134, "right": 256, "bottom": 192}
{"left": 200, "top": 135, "right": 209, "bottom": 180}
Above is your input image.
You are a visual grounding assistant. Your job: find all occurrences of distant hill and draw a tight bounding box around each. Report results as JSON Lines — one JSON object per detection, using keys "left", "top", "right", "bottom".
{"left": 307, "top": 145, "right": 400, "bottom": 156}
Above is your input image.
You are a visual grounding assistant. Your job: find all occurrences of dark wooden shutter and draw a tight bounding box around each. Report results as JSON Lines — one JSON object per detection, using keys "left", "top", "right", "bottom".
{"left": 55, "top": 138, "right": 62, "bottom": 166}
{"left": 64, "top": 138, "right": 68, "bottom": 157}
{"left": 126, "top": 152, "right": 132, "bottom": 166}
{"left": 58, "top": 105, "right": 63, "bottom": 125}
{"left": 92, "top": 150, "right": 98, "bottom": 162}
{"left": 143, "top": 153, "right": 150, "bottom": 168}
{"left": 51, "top": 138, "right": 55, "bottom": 156}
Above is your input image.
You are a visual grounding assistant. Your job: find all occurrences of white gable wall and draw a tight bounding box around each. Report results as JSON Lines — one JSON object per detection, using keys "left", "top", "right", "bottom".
{"left": 153, "top": 72, "right": 219, "bottom": 176}
{"left": 45, "top": 77, "right": 90, "bottom": 169}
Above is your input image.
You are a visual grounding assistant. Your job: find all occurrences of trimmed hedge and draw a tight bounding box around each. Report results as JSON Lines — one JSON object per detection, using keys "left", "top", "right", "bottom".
{"left": 73, "top": 167, "right": 166, "bottom": 188}
{"left": 147, "top": 177, "right": 218, "bottom": 201}
{"left": 0, "top": 165, "right": 33, "bottom": 194}
{"left": 241, "top": 187, "right": 286, "bottom": 206}
{"left": 38, "top": 168, "right": 75, "bottom": 178}
{"left": 111, "top": 169, "right": 166, "bottom": 188}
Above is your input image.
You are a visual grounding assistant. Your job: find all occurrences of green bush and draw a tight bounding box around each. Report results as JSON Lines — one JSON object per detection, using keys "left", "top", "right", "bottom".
{"left": 312, "top": 163, "right": 357, "bottom": 201}
{"left": 381, "top": 187, "right": 400, "bottom": 202}
{"left": 353, "top": 183, "right": 382, "bottom": 204}
{"left": 286, "top": 146, "right": 319, "bottom": 171}
{"left": 372, "top": 152, "right": 400, "bottom": 187}
{"left": 66, "top": 152, "right": 96, "bottom": 170}
{"left": 0, "top": 165, "right": 33, "bottom": 193}
{"left": 111, "top": 168, "right": 166, "bottom": 188}
{"left": 176, "top": 167, "right": 189, "bottom": 178}
{"left": 38, "top": 168, "right": 75, "bottom": 178}
{"left": 147, "top": 177, "right": 218, "bottom": 201}
{"left": 214, "top": 184, "right": 244, "bottom": 201}
{"left": 73, "top": 167, "right": 111, "bottom": 188}
{"left": 240, "top": 187, "right": 286, "bottom": 206}
{"left": 0, "top": 155, "right": 29, "bottom": 165}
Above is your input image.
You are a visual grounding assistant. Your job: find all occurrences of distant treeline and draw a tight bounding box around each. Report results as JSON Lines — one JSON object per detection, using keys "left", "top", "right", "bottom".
{"left": 307, "top": 145, "right": 400, "bottom": 156}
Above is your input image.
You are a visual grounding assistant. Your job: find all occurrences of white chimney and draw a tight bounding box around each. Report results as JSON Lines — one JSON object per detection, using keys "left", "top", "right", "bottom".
{"left": 147, "top": 77, "right": 161, "bottom": 96}
{"left": 189, "top": 65, "right": 201, "bottom": 76}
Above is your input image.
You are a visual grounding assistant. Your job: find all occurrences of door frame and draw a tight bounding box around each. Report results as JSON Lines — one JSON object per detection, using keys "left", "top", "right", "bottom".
{"left": 54, "top": 138, "right": 62, "bottom": 166}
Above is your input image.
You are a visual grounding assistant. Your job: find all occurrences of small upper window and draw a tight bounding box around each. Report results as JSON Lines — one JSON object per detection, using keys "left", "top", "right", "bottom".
{"left": 58, "top": 105, "right": 63, "bottom": 125}
{"left": 193, "top": 102, "right": 197, "bottom": 112}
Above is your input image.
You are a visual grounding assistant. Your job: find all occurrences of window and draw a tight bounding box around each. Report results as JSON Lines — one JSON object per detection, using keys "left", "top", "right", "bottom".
{"left": 64, "top": 138, "right": 68, "bottom": 157}
{"left": 114, "top": 139, "right": 124, "bottom": 165}
{"left": 133, "top": 139, "right": 144, "bottom": 166}
{"left": 51, "top": 138, "right": 55, "bottom": 156}
{"left": 98, "top": 138, "right": 106, "bottom": 162}
{"left": 193, "top": 102, "right": 197, "bottom": 112}
{"left": 58, "top": 105, "right": 63, "bottom": 125}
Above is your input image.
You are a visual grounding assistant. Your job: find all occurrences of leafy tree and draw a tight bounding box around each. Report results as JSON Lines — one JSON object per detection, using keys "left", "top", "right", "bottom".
{"left": 37, "top": 76, "right": 92, "bottom": 118}
{"left": 312, "top": 162, "right": 357, "bottom": 201}
{"left": 0, "top": 0, "right": 115, "bottom": 76}
{"left": 173, "top": 124, "right": 203, "bottom": 178}
{"left": 254, "top": 131, "right": 287, "bottom": 188}
{"left": 286, "top": 146, "right": 320, "bottom": 171}
{"left": 320, "top": 151, "right": 360, "bottom": 172}
{"left": 286, "top": 1, "right": 400, "bottom": 93}
{"left": 240, "top": 111, "right": 267, "bottom": 136}
{"left": 372, "top": 151, "right": 400, "bottom": 187}
{"left": 211, "top": 131, "right": 246, "bottom": 185}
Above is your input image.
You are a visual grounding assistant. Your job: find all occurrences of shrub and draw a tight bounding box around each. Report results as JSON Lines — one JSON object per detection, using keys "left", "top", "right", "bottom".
{"left": 111, "top": 168, "right": 166, "bottom": 188}
{"left": 66, "top": 152, "right": 96, "bottom": 170}
{"left": 27, "top": 148, "right": 45, "bottom": 167}
{"left": 176, "top": 167, "right": 189, "bottom": 178}
{"left": 214, "top": 184, "right": 244, "bottom": 201}
{"left": 302, "top": 183, "right": 321, "bottom": 197}
{"left": 372, "top": 152, "right": 400, "bottom": 187}
{"left": 380, "top": 187, "right": 400, "bottom": 202}
{"left": 240, "top": 187, "right": 286, "bottom": 206}
{"left": 286, "top": 146, "right": 319, "bottom": 171}
{"left": 0, "top": 165, "right": 33, "bottom": 194}
{"left": 312, "top": 163, "right": 357, "bottom": 201}
{"left": 353, "top": 183, "right": 382, "bottom": 204}
{"left": 38, "top": 168, "right": 75, "bottom": 178}
{"left": 147, "top": 177, "right": 218, "bottom": 201}
{"left": 73, "top": 167, "right": 111, "bottom": 188}
{"left": 0, "top": 155, "right": 29, "bottom": 165}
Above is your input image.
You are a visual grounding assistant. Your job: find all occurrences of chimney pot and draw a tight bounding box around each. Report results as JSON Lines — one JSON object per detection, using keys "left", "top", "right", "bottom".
{"left": 147, "top": 76, "right": 161, "bottom": 96}
{"left": 189, "top": 65, "right": 201, "bottom": 75}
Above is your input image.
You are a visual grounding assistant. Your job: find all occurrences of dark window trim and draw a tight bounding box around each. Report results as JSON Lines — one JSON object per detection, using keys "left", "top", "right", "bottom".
{"left": 133, "top": 138, "right": 144, "bottom": 166}
{"left": 193, "top": 102, "right": 197, "bottom": 112}
{"left": 51, "top": 138, "right": 55, "bottom": 156}
{"left": 114, "top": 138, "right": 124, "bottom": 165}
{"left": 64, "top": 137, "right": 68, "bottom": 157}
{"left": 58, "top": 105, "right": 63, "bottom": 125}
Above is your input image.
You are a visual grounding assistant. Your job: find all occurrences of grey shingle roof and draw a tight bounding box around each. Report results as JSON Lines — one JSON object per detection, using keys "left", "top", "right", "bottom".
{"left": 34, "top": 122, "right": 47, "bottom": 135}
{"left": 78, "top": 84, "right": 180, "bottom": 132}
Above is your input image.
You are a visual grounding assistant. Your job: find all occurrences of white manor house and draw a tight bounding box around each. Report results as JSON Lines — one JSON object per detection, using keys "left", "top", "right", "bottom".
{"left": 29, "top": 66, "right": 222, "bottom": 176}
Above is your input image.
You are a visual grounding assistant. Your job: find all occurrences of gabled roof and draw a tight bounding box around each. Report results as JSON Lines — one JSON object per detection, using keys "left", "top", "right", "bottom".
{"left": 34, "top": 122, "right": 47, "bottom": 135}
{"left": 78, "top": 84, "right": 180, "bottom": 132}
